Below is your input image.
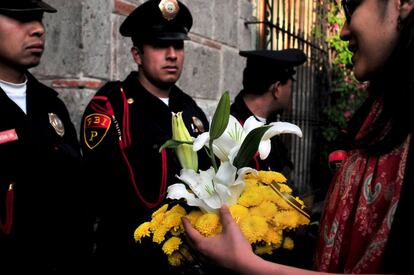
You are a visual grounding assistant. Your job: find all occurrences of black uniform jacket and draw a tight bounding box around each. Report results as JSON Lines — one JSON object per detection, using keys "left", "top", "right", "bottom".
{"left": 230, "top": 92, "right": 294, "bottom": 174}
{"left": 81, "top": 72, "right": 209, "bottom": 272}
{"left": 0, "top": 73, "right": 92, "bottom": 273}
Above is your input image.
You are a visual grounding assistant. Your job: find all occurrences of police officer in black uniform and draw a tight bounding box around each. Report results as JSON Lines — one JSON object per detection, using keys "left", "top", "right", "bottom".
{"left": 231, "top": 49, "right": 307, "bottom": 178}
{"left": 81, "top": 0, "right": 209, "bottom": 273}
{"left": 0, "top": 1, "right": 93, "bottom": 273}
{"left": 231, "top": 49, "right": 315, "bottom": 269}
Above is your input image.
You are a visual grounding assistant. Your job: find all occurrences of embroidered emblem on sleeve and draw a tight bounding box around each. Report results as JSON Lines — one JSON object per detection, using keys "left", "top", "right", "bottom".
{"left": 83, "top": 113, "right": 111, "bottom": 150}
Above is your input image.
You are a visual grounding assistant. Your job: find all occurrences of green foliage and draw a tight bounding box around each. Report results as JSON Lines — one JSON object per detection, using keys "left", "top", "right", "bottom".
{"left": 209, "top": 91, "right": 230, "bottom": 140}
{"left": 321, "top": 1, "right": 368, "bottom": 147}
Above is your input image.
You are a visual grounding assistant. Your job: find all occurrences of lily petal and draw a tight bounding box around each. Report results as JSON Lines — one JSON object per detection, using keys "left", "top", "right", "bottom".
{"left": 212, "top": 135, "right": 238, "bottom": 161}
{"left": 214, "top": 161, "right": 237, "bottom": 187}
{"left": 243, "top": 116, "right": 265, "bottom": 134}
{"left": 167, "top": 184, "right": 214, "bottom": 213}
{"left": 265, "top": 121, "right": 303, "bottom": 139}
{"left": 258, "top": 139, "right": 272, "bottom": 160}
{"left": 193, "top": 132, "right": 210, "bottom": 152}
{"left": 202, "top": 193, "right": 223, "bottom": 210}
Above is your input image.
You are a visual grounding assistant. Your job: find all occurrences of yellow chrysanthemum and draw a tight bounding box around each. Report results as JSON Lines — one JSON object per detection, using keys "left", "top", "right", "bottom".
{"left": 152, "top": 204, "right": 169, "bottom": 218}
{"left": 167, "top": 251, "right": 183, "bottom": 266}
{"left": 162, "top": 212, "right": 183, "bottom": 231}
{"left": 254, "top": 186, "right": 273, "bottom": 202}
{"left": 133, "top": 222, "right": 151, "bottom": 243}
{"left": 171, "top": 226, "right": 184, "bottom": 236}
{"left": 278, "top": 183, "right": 293, "bottom": 193}
{"left": 263, "top": 228, "right": 283, "bottom": 247}
{"left": 249, "top": 201, "right": 278, "bottom": 220}
{"left": 254, "top": 244, "right": 274, "bottom": 255}
{"left": 195, "top": 213, "right": 220, "bottom": 237}
{"left": 169, "top": 204, "right": 187, "bottom": 216}
{"left": 150, "top": 212, "right": 165, "bottom": 232}
{"left": 238, "top": 190, "right": 264, "bottom": 207}
{"left": 283, "top": 237, "right": 294, "bottom": 250}
{"left": 152, "top": 226, "right": 169, "bottom": 244}
{"left": 133, "top": 167, "right": 311, "bottom": 267}
{"left": 162, "top": 236, "right": 182, "bottom": 255}
{"left": 229, "top": 204, "right": 249, "bottom": 222}
{"left": 243, "top": 178, "right": 259, "bottom": 191}
{"left": 257, "top": 171, "right": 287, "bottom": 185}
{"left": 243, "top": 171, "right": 259, "bottom": 181}
{"left": 185, "top": 210, "right": 203, "bottom": 225}
{"left": 239, "top": 215, "right": 268, "bottom": 243}
{"left": 271, "top": 195, "right": 293, "bottom": 210}
{"left": 271, "top": 210, "right": 304, "bottom": 230}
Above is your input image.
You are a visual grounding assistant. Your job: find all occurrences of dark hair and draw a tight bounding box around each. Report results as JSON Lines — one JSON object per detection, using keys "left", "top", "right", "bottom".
{"left": 345, "top": 9, "right": 414, "bottom": 154}
{"left": 242, "top": 67, "right": 291, "bottom": 95}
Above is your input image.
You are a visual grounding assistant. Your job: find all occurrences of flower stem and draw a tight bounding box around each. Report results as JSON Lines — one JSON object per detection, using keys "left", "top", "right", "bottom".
{"left": 209, "top": 139, "right": 218, "bottom": 172}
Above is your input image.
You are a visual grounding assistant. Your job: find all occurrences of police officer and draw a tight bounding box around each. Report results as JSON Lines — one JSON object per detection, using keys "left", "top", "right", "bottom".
{"left": 0, "top": 0, "right": 93, "bottom": 273}
{"left": 230, "top": 49, "right": 316, "bottom": 269}
{"left": 81, "top": 0, "right": 208, "bottom": 273}
{"left": 231, "top": 49, "right": 307, "bottom": 177}
{"left": 230, "top": 49, "right": 314, "bottom": 268}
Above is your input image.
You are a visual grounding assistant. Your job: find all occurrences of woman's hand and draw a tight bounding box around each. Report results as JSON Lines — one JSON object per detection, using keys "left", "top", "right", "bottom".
{"left": 181, "top": 205, "right": 255, "bottom": 272}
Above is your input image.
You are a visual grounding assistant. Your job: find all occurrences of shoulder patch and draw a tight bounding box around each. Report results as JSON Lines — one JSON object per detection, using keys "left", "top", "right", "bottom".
{"left": 83, "top": 113, "right": 112, "bottom": 150}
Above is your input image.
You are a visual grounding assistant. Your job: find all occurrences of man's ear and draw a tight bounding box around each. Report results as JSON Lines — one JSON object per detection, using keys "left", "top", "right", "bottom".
{"left": 399, "top": 0, "right": 414, "bottom": 20}
{"left": 131, "top": 46, "right": 142, "bottom": 66}
{"left": 272, "top": 81, "right": 282, "bottom": 99}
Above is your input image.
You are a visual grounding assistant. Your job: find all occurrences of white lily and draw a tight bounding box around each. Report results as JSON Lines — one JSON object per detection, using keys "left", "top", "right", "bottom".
{"left": 193, "top": 115, "right": 302, "bottom": 163}
{"left": 167, "top": 161, "right": 255, "bottom": 213}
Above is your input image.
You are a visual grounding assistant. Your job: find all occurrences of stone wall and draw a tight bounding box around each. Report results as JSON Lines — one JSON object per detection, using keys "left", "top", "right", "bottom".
{"left": 31, "top": 0, "right": 255, "bottom": 133}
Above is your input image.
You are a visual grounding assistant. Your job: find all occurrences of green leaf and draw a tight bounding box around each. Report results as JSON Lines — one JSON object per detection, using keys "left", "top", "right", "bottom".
{"left": 159, "top": 139, "right": 192, "bottom": 152}
{"left": 233, "top": 125, "right": 271, "bottom": 170}
{"left": 209, "top": 91, "right": 230, "bottom": 140}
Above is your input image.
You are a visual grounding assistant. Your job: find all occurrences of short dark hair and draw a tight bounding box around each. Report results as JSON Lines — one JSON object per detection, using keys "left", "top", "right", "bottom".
{"left": 242, "top": 67, "right": 292, "bottom": 95}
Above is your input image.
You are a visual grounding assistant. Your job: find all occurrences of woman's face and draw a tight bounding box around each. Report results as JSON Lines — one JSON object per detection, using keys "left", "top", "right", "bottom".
{"left": 340, "top": 0, "right": 400, "bottom": 81}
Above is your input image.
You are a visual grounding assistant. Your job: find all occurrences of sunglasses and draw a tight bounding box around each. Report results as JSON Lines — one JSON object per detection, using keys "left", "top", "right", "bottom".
{"left": 341, "top": 0, "right": 360, "bottom": 24}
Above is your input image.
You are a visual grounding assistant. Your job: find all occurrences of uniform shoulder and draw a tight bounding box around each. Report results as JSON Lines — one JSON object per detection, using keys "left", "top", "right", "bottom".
{"left": 27, "top": 73, "right": 58, "bottom": 97}
{"left": 94, "top": 81, "right": 122, "bottom": 97}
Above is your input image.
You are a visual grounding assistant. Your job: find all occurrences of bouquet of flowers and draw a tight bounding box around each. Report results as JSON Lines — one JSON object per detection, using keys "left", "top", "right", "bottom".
{"left": 133, "top": 92, "right": 310, "bottom": 267}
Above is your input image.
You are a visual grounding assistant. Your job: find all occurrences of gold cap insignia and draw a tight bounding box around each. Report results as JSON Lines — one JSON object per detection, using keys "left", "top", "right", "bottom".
{"left": 158, "top": 0, "right": 179, "bottom": 21}
{"left": 48, "top": 113, "right": 65, "bottom": 137}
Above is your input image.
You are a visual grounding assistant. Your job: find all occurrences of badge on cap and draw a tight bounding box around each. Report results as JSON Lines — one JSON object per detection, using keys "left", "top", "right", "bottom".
{"left": 49, "top": 113, "right": 65, "bottom": 137}
{"left": 158, "top": 0, "right": 180, "bottom": 21}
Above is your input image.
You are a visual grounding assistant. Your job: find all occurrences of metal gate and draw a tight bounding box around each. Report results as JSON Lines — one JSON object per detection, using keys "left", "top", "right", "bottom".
{"left": 247, "top": 0, "right": 331, "bottom": 197}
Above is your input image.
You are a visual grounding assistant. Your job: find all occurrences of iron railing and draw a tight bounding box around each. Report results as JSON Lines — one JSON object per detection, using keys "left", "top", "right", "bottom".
{"left": 247, "top": 0, "right": 331, "bottom": 197}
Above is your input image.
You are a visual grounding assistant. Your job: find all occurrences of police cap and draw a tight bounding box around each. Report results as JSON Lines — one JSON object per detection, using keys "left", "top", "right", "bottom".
{"left": 0, "top": 0, "right": 57, "bottom": 13}
{"left": 120, "top": 0, "right": 192, "bottom": 42}
{"left": 240, "top": 49, "right": 307, "bottom": 93}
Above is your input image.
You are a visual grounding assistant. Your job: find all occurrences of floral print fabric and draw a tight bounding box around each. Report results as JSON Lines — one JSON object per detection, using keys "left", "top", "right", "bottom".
{"left": 315, "top": 98, "right": 411, "bottom": 273}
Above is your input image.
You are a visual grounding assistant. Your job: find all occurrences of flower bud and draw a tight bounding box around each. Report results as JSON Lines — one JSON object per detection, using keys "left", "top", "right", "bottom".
{"left": 172, "top": 112, "right": 198, "bottom": 171}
